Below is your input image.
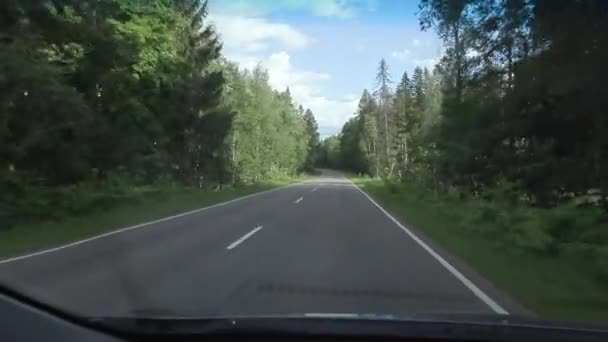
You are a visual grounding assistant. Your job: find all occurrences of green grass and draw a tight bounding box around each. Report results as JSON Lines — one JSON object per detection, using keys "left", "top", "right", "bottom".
{"left": 0, "top": 178, "right": 303, "bottom": 259}
{"left": 352, "top": 177, "right": 608, "bottom": 323}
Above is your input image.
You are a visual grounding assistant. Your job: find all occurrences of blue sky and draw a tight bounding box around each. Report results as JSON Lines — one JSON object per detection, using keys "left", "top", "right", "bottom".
{"left": 209, "top": 0, "right": 442, "bottom": 137}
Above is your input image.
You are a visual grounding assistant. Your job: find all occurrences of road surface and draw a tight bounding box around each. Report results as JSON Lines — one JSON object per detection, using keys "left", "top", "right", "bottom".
{"left": 0, "top": 170, "right": 525, "bottom": 318}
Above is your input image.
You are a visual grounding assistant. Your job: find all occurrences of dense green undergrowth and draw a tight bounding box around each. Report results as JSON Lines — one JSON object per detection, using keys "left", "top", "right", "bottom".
{"left": 353, "top": 177, "right": 608, "bottom": 323}
{"left": 0, "top": 175, "right": 306, "bottom": 259}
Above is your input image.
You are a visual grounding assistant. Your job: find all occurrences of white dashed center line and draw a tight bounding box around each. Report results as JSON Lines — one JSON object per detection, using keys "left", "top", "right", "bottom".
{"left": 294, "top": 197, "right": 304, "bottom": 204}
{"left": 226, "top": 226, "right": 263, "bottom": 250}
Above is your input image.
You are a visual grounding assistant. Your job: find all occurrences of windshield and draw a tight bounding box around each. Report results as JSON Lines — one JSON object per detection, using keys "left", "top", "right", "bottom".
{"left": 1, "top": 0, "right": 607, "bottom": 332}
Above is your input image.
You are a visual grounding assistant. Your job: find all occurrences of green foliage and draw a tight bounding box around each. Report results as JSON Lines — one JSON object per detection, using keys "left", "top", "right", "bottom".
{"left": 594, "top": 247, "right": 608, "bottom": 283}
{"left": 327, "top": 62, "right": 440, "bottom": 180}
{"left": 451, "top": 184, "right": 606, "bottom": 257}
{"left": 0, "top": 0, "right": 320, "bottom": 227}
{"left": 418, "top": 0, "right": 608, "bottom": 204}
{"left": 317, "top": 136, "right": 341, "bottom": 169}
{"left": 1, "top": 0, "right": 225, "bottom": 187}
{"left": 215, "top": 61, "right": 318, "bottom": 183}
{"left": 337, "top": 1, "right": 607, "bottom": 209}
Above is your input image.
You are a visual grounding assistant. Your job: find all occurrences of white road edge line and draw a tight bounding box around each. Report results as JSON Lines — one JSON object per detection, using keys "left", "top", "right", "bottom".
{"left": 347, "top": 179, "right": 509, "bottom": 315}
{"left": 0, "top": 183, "right": 304, "bottom": 265}
{"left": 226, "top": 226, "right": 263, "bottom": 250}
{"left": 294, "top": 197, "right": 304, "bottom": 204}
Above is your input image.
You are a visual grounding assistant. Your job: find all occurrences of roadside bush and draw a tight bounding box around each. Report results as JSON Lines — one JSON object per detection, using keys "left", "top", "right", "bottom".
{"left": 459, "top": 201, "right": 503, "bottom": 236}
{"left": 2, "top": 174, "right": 175, "bottom": 227}
{"left": 578, "top": 221, "right": 608, "bottom": 245}
{"left": 593, "top": 247, "right": 608, "bottom": 282}
{"left": 546, "top": 204, "right": 604, "bottom": 243}
{"left": 560, "top": 242, "right": 598, "bottom": 260}
{"left": 422, "top": 181, "right": 608, "bottom": 260}
{"left": 482, "top": 179, "right": 522, "bottom": 208}
{"left": 382, "top": 177, "right": 402, "bottom": 194}
{"left": 508, "top": 212, "right": 554, "bottom": 254}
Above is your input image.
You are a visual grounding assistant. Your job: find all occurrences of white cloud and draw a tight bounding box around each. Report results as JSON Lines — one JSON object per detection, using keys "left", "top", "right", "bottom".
{"left": 227, "top": 54, "right": 263, "bottom": 71}
{"left": 412, "top": 39, "right": 432, "bottom": 47}
{"left": 234, "top": 51, "right": 357, "bottom": 134}
{"left": 261, "top": 52, "right": 330, "bottom": 89}
{"left": 391, "top": 49, "right": 411, "bottom": 61}
{"left": 298, "top": 92, "right": 359, "bottom": 130}
{"left": 210, "top": 15, "right": 312, "bottom": 53}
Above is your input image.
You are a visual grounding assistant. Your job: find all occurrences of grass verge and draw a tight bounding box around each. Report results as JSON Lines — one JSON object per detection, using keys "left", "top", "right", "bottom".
{"left": 352, "top": 177, "right": 608, "bottom": 323}
{"left": 0, "top": 177, "right": 304, "bottom": 260}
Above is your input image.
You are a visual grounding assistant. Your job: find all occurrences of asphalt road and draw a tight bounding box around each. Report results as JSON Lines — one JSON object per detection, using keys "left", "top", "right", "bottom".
{"left": 0, "top": 170, "right": 525, "bottom": 318}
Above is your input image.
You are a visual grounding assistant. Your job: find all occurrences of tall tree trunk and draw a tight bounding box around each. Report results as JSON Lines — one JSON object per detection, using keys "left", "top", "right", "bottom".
{"left": 383, "top": 105, "right": 391, "bottom": 176}
{"left": 507, "top": 39, "right": 514, "bottom": 88}
{"left": 454, "top": 20, "right": 462, "bottom": 104}
{"left": 372, "top": 140, "right": 379, "bottom": 177}
{"left": 404, "top": 134, "right": 409, "bottom": 166}
{"left": 231, "top": 129, "right": 238, "bottom": 185}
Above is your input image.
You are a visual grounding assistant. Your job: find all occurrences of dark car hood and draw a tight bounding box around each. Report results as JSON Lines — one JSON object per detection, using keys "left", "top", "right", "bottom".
{"left": 92, "top": 312, "right": 608, "bottom": 341}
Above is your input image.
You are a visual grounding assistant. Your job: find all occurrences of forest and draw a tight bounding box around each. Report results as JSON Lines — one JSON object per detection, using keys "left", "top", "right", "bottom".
{"left": 1, "top": 0, "right": 320, "bottom": 224}
{"left": 326, "top": 0, "right": 607, "bottom": 208}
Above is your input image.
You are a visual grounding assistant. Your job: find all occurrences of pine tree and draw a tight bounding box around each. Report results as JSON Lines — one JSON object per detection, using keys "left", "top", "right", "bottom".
{"left": 358, "top": 90, "right": 380, "bottom": 176}
{"left": 303, "top": 109, "right": 320, "bottom": 170}
{"left": 412, "top": 67, "right": 425, "bottom": 110}
{"left": 373, "top": 58, "right": 394, "bottom": 175}
{"left": 394, "top": 72, "right": 414, "bottom": 175}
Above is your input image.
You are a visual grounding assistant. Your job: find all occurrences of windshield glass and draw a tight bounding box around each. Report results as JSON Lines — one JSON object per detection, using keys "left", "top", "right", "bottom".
{"left": 1, "top": 0, "right": 607, "bottom": 330}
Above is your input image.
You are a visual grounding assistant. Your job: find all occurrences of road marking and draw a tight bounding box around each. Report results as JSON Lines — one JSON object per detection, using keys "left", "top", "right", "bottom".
{"left": 312, "top": 187, "right": 318, "bottom": 192}
{"left": 294, "top": 197, "right": 304, "bottom": 204}
{"left": 226, "top": 226, "right": 263, "bottom": 250}
{"left": 348, "top": 180, "right": 509, "bottom": 315}
{"left": 0, "top": 183, "right": 305, "bottom": 265}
